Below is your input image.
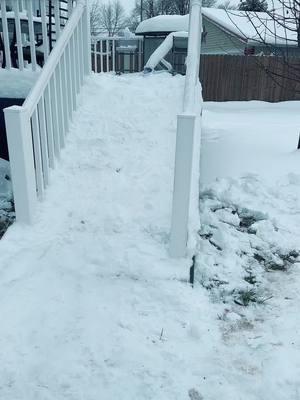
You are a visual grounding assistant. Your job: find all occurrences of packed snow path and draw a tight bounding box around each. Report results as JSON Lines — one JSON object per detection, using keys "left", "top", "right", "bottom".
{"left": 0, "top": 73, "right": 212, "bottom": 399}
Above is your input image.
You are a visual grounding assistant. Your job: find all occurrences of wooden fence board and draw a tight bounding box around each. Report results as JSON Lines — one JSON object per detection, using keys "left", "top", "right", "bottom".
{"left": 200, "top": 55, "right": 300, "bottom": 102}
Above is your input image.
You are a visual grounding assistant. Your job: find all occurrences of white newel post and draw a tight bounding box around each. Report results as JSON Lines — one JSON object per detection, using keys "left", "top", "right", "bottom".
{"left": 4, "top": 107, "right": 37, "bottom": 224}
{"left": 169, "top": 0, "right": 202, "bottom": 258}
{"left": 169, "top": 115, "right": 196, "bottom": 257}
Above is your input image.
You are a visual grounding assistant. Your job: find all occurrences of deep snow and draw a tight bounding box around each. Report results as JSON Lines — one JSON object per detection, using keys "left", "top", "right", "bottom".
{"left": 197, "top": 101, "right": 300, "bottom": 399}
{"left": 0, "top": 68, "right": 40, "bottom": 98}
{"left": 0, "top": 73, "right": 300, "bottom": 399}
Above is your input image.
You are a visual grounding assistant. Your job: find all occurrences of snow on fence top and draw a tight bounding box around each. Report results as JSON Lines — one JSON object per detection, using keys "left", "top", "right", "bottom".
{"left": 136, "top": 8, "right": 297, "bottom": 46}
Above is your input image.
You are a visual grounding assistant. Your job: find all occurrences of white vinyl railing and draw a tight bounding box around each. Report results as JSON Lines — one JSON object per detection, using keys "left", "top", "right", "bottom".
{"left": 91, "top": 36, "right": 143, "bottom": 73}
{"left": 4, "top": 0, "right": 91, "bottom": 223}
{"left": 169, "top": 0, "right": 202, "bottom": 257}
{"left": 0, "top": 0, "right": 73, "bottom": 70}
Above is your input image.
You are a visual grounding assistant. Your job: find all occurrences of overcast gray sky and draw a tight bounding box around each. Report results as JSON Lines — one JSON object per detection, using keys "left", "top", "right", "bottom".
{"left": 90, "top": 0, "right": 136, "bottom": 15}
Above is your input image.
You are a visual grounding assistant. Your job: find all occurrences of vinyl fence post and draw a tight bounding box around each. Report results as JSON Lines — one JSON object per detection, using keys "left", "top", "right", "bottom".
{"left": 169, "top": 114, "right": 196, "bottom": 258}
{"left": 4, "top": 106, "right": 37, "bottom": 224}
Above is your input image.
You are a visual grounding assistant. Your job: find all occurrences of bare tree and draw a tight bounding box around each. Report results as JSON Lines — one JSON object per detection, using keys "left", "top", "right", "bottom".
{"left": 238, "top": 0, "right": 268, "bottom": 12}
{"left": 90, "top": 0, "right": 102, "bottom": 36}
{"left": 128, "top": 0, "right": 217, "bottom": 28}
{"left": 223, "top": 5, "right": 300, "bottom": 95}
{"left": 99, "top": 0, "right": 126, "bottom": 36}
{"left": 218, "top": 0, "right": 238, "bottom": 10}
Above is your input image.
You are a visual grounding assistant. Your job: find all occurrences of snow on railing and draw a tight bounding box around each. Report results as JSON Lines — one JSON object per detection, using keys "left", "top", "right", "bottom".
{"left": 91, "top": 36, "right": 143, "bottom": 73}
{"left": 0, "top": 0, "right": 73, "bottom": 69}
{"left": 143, "top": 31, "right": 187, "bottom": 73}
{"left": 169, "top": 0, "right": 202, "bottom": 257}
{"left": 4, "top": 0, "right": 91, "bottom": 223}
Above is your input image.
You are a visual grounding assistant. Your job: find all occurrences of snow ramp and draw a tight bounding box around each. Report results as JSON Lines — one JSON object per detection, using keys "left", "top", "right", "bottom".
{"left": 0, "top": 73, "right": 214, "bottom": 399}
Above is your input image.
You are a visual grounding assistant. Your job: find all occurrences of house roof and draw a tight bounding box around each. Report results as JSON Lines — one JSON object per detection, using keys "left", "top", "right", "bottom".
{"left": 135, "top": 8, "right": 297, "bottom": 46}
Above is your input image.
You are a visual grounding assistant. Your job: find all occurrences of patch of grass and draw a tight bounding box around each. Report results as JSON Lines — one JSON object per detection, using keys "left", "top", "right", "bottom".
{"left": 234, "top": 288, "right": 258, "bottom": 306}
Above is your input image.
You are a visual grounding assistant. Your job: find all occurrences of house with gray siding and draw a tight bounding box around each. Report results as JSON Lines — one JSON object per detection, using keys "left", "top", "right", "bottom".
{"left": 136, "top": 9, "right": 300, "bottom": 71}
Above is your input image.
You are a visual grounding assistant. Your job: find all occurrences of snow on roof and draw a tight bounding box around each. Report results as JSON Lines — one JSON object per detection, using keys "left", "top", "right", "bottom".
{"left": 136, "top": 8, "right": 297, "bottom": 46}
{"left": 203, "top": 8, "right": 297, "bottom": 46}
{"left": 136, "top": 15, "right": 189, "bottom": 35}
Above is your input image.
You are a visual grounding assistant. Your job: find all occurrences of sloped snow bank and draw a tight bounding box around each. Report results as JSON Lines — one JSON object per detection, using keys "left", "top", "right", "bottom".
{"left": 196, "top": 173, "right": 300, "bottom": 305}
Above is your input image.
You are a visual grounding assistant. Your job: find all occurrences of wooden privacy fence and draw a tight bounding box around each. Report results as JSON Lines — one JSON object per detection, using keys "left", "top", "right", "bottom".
{"left": 200, "top": 55, "right": 300, "bottom": 102}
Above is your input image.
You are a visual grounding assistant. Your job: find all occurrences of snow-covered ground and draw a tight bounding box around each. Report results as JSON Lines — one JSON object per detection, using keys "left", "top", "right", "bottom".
{"left": 0, "top": 73, "right": 299, "bottom": 399}
{"left": 197, "top": 101, "right": 300, "bottom": 399}
{"left": 0, "top": 68, "right": 40, "bottom": 98}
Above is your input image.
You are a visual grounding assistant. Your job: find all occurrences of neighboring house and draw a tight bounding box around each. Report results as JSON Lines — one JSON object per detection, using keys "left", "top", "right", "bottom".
{"left": 136, "top": 8, "right": 300, "bottom": 67}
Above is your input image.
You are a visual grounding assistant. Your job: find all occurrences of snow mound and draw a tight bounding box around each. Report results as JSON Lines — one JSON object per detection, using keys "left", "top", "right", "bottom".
{"left": 196, "top": 174, "right": 300, "bottom": 305}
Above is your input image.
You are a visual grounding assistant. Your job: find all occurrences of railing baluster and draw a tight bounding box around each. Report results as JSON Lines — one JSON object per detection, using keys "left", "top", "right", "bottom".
{"left": 37, "top": 97, "right": 50, "bottom": 187}
{"left": 79, "top": 17, "right": 84, "bottom": 83}
{"left": 31, "top": 110, "right": 44, "bottom": 197}
{"left": 55, "top": 64, "right": 66, "bottom": 148}
{"left": 100, "top": 40, "right": 103, "bottom": 72}
{"left": 64, "top": 45, "right": 73, "bottom": 119}
{"left": 12, "top": 0, "right": 24, "bottom": 70}
{"left": 54, "top": 1, "right": 61, "bottom": 40}
{"left": 50, "top": 75, "right": 61, "bottom": 159}
{"left": 83, "top": 2, "right": 91, "bottom": 75}
{"left": 94, "top": 42, "right": 97, "bottom": 72}
{"left": 67, "top": 42, "right": 75, "bottom": 114}
{"left": 26, "top": 0, "right": 37, "bottom": 71}
{"left": 44, "top": 86, "right": 55, "bottom": 168}
{"left": 76, "top": 26, "right": 83, "bottom": 86}
{"left": 59, "top": 59, "right": 69, "bottom": 135}
{"left": 132, "top": 51, "right": 135, "bottom": 73}
{"left": 40, "top": 0, "right": 49, "bottom": 62}
{"left": 71, "top": 33, "right": 79, "bottom": 100}
{"left": 112, "top": 39, "right": 116, "bottom": 72}
{"left": 1, "top": 0, "right": 12, "bottom": 69}
{"left": 106, "top": 39, "right": 109, "bottom": 72}
{"left": 62, "top": 51, "right": 70, "bottom": 125}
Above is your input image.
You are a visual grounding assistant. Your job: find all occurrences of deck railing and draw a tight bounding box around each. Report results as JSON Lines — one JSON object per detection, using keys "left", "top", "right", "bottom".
{"left": 91, "top": 36, "right": 144, "bottom": 73}
{"left": 169, "top": 0, "right": 202, "bottom": 257}
{"left": 4, "top": 0, "right": 91, "bottom": 223}
{"left": 0, "top": 0, "right": 73, "bottom": 69}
